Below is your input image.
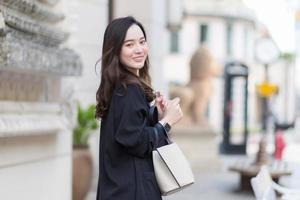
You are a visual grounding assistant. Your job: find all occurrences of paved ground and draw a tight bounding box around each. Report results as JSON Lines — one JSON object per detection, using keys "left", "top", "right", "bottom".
{"left": 162, "top": 131, "right": 254, "bottom": 200}
{"left": 86, "top": 124, "right": 300, "bottom": 200}
{"left": 163, "top": 172, "right": 253, "bottom": 200}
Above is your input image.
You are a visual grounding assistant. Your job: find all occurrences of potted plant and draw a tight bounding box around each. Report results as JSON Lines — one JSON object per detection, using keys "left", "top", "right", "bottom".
{"left": 72, "top": 103, "right": 99, "bottom": 200}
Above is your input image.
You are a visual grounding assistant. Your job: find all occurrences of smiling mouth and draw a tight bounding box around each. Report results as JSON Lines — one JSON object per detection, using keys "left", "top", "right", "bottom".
{"left": 132, "top": 57, "right": 144, "bottom": 61}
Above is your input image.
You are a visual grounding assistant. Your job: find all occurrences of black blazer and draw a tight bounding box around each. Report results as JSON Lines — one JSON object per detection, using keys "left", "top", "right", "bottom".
{"left": 96, "top": 84, "right": 169, "bottom": 200}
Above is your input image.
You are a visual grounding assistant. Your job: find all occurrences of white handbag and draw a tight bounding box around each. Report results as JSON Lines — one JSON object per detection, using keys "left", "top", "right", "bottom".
{"left": 152, "top": 141, "right": 195, "bottom": 196}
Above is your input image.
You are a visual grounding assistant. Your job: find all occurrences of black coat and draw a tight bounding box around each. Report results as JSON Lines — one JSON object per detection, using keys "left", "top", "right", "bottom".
{"left": 96, "top": 84, "right": 169, "bottom": 200}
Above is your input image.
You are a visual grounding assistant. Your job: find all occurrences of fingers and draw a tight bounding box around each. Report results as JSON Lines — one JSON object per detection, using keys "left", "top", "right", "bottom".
{"left": 157, "top": 96, "right": 181, "bottom": 113}
{"left": 162, "top": 98, "right": 167, "bottom": 106}
{"left": 161, "top": 96, "right": 183, "bottom": 125}
{"left": 171, "top": 97, "right": 180, "bottom": 105}
{"left": 179, "top": 107, "right": 183, "bottom": 116}
{"left": 155, "top": 96, "right": 162, "bottom": 102}
{"left": 155, "top": 92, "right": 163, "bottom": 107}
{"left": 163, "top": 97, "right": 180, "bottom": 109}
{"left": 155, "top": 91, "right": 161, "bottom": 97}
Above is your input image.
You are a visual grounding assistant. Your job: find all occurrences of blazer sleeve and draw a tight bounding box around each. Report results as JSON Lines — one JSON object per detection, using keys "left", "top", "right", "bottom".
{"left": 113, "top": 84, "right": 168, "bottom": 158}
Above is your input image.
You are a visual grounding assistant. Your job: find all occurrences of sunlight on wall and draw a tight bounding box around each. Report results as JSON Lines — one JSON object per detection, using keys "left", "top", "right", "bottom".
{"left": 243, "top": 0, "right": 295, "bottom": 53}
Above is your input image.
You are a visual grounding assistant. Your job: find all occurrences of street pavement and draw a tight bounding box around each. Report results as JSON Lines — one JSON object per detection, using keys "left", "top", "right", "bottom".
{"left": 163, "top": 130, "right": 254, "bottom": 200}
{"left": 86, "top": 124, "right": 300, "bottom": 200}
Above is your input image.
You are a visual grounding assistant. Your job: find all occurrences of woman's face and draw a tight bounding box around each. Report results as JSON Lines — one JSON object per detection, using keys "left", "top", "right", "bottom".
{"left": 120, "top": 24, "right": 148, "bottom": 75}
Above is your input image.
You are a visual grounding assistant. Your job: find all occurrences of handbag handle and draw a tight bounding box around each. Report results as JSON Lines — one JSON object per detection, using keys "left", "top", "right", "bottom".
{"left": 165, "top": 136, "right": 172, "bottom": 145}
{"left": 153, "top": 125, "right": 172, "bottom": 150}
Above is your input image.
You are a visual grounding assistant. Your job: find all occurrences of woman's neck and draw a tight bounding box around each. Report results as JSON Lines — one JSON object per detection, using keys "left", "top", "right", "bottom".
{"left": 127, "top": 68, "right": 139, "bottom": 76}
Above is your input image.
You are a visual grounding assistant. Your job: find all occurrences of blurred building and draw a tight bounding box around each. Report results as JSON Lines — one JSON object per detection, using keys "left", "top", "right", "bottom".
{"left": 266, "top": 0, "right": 297, "bottom": 124}
{"left": 294, "top": 3, "right": 300, "bottom": 116}
{"left": 164, "top": 0, "right": 257, "bottom": 132}
{"left": 0, "top": 0, "right": 82, "bottom": 199}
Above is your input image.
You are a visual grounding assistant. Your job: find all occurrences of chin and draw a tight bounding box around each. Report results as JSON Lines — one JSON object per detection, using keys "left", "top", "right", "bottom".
{"left": 132, "top": 63, "right": 145, "bottom": 69}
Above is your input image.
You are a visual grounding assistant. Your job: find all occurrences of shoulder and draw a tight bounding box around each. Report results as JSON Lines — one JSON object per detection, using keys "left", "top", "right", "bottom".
{"left": 111, "top": 83, "right": 148, "bottom": 116}
{"left": 114, "top": 83, "right": 145, "bottom": 100}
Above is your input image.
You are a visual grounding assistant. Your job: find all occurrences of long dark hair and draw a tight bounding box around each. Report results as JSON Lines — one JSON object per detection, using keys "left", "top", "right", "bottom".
{"left": 95, "top": 16, "right": 155, "bottom": 119}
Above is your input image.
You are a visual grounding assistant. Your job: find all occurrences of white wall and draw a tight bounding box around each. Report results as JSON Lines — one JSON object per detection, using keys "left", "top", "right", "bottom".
{"left": 60, "top": 0, "right": 108, "bottom": 195}
{"left": 114, "top": 0, "right": 169, "bottom": 95}
{"left": 61, "top": 0, "right": 108, "bottom": 107}
{"left": 295, "top": 22, "right": 300, "bottom": 116}
{"left": 268, "top": 61, "right": 296, "bottom": 123}
{"left": 180, "top": 17, "right": 199, "bottom": 56}
{"left": 209, "top": 19, "right": 226, "bottom": 61}
{"left": 0, "top": 132, "right": 72, "bottom": 200}
{"left": 232, "top": 22, "right": 245, "bottom": 60}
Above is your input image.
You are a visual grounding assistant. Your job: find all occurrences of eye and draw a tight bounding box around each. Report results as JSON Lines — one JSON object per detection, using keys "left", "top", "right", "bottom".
{"left": 140, "top": 40, "right": 146, "bottom": 45}
{"left": 125, "top": 43, "right": 134, "bottom": 47}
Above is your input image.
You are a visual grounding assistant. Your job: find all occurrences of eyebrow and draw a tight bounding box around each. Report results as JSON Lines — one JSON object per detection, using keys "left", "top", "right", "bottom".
{"left": 123, "top": 37, "right": 145, "bottom": 43}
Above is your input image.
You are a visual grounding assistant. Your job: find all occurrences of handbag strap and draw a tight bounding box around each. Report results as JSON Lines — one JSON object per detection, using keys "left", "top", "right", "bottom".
{"left": 165, "top": 136, "right": 172, "bottom": 145}
{"left": 153, "top": 126, "right": 172, "bottom": 150}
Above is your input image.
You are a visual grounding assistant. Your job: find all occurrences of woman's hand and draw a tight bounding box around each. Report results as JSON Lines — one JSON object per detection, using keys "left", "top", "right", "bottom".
{"left": 160, "top": 97, "right": 183, "bottom": 126}
{"left": 155, "top": 91, "right": 167, "bottom": 120}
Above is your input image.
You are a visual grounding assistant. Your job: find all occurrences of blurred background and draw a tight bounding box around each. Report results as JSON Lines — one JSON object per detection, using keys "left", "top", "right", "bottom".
{"left": 1, "top": 0, "right": 300, "bottom": 199}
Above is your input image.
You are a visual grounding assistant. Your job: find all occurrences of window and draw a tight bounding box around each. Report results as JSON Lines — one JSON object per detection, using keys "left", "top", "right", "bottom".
{"left": 226, "top": 23, "right": 233, "bottom": 56}
{"left": 199, "top": 24, "right": 208, "bottom": 44}
{"left": 170, "top": 31, "right": 179, "bottom": 53}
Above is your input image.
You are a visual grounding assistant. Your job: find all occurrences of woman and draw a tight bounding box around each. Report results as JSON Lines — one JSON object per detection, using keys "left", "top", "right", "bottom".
{"left": 95, "top": 16, "right": 183, "bottom": 200}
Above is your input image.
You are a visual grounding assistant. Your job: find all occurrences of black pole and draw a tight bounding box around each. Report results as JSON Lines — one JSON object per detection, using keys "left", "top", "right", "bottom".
{"left": 261, "top": 64, "right": 269, "bottom": 134}
{"left": 108, "top": 0, "right": 114, "bottom": 23}
{"left": 261, "top": 97, "right": 268, "bottom": 132}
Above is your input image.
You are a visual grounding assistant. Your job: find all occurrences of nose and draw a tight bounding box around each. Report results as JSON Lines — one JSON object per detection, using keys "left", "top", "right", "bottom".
{"left": 134, "top": 44, "right": 143, "bottom": 54}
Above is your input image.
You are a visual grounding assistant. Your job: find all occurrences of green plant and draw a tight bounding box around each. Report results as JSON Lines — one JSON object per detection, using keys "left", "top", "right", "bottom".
{"left": 73, "top": 103, "right": 99, "bottom": 147}
{"left": 279, "top": 52, "right": 295, "bottom": 63}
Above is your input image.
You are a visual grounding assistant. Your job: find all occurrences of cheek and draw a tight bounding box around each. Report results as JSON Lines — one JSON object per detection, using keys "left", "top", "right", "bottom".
{"left": 120, "top": 48, "right": 132, "bottom": 63}
{"left": 143, "top": 46, "right": 149, "bottom": 56}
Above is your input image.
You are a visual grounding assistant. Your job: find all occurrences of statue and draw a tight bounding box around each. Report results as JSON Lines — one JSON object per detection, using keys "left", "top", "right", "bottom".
{"left": 170, "top": 45, "right": 220, "bottom": 126}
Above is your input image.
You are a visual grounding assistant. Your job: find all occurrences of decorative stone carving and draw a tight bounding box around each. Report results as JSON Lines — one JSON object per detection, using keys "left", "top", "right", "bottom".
{"left": 0, "top": 71, "right": 44, "bottom": 101}
{"left": 0, "top": 0, "right": 82, "bottom": 135}
{"left": 0, "top": 11, "right": 4, "bottom": 29}
{"left": 0, "top": 0, "right": 82, "bottom": 76}
{"left": 0, "top": 101, "right": 70, "bottom": 137}
{"left": 38, "top": 0, "right": 60, "bottom": 7}
{"left": 2, "top": 26, "right": 62, "bottom": 46}
{"left": 0, "top": 35, "right": 82, "bottom": 76}
{"left": 0, "top": 0, "right": 65, "bottom": 23}
{"left": 0, "top": 1, "right": 82, "bottom": 76}
{"left": 0, "top": 6, "right": 68, "bottom": 44}
{"left": 0, "top": 0, "right": 79, "bottom": 198}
